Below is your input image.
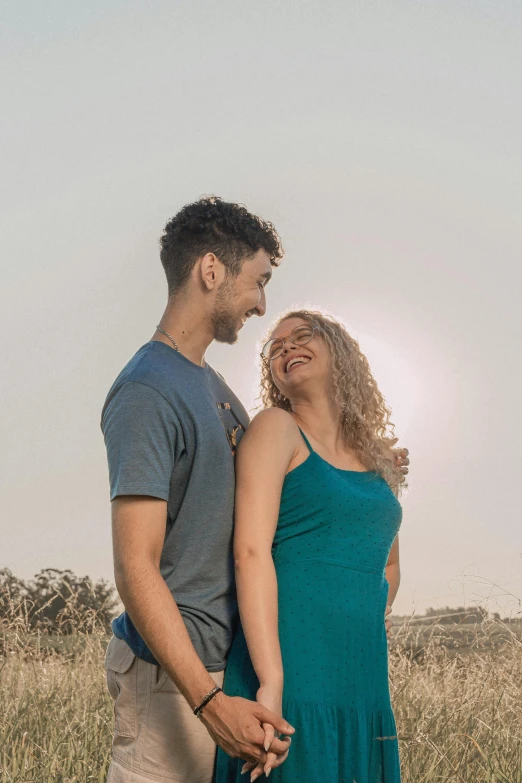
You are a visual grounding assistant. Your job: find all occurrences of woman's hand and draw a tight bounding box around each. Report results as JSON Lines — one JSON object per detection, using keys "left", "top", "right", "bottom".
{"left": 241, "top": 682, "right": 285, "bottom": 781}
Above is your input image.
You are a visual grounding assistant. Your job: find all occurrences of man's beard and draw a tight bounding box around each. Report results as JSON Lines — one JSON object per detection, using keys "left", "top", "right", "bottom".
{"left": 211, "top": 276, "right": 242, "bottom": 345}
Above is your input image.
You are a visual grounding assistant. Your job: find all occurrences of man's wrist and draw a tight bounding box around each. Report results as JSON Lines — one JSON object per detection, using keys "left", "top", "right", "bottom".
{"left": 199, "top": 688, "right": 227, "bottom": 723}
{"left": 175, "top": 672, "right": 219, "bottom": 712}
{"left": 193, "top": 685, "right": 222, "bottom": 718}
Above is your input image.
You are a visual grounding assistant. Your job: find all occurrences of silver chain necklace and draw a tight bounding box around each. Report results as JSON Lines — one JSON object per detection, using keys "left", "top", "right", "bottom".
{"left": 156, "top": 325, "right": 180, "bottom": 353}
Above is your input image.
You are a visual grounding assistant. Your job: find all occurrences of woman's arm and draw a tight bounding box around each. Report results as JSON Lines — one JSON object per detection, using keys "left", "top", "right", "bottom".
{"left": 385, "top": 534, "right": 401, "bottom": 607}
{"left": 234, "top": 410, "right": 298, "bottom": 778}
{"left": 234, "top": 409, "right": 297, "bottom": 692}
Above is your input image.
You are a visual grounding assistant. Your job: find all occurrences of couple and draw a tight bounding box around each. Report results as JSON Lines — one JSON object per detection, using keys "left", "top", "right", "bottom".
{"left": 101, "top": 197, "right": 407, "bottom": 783}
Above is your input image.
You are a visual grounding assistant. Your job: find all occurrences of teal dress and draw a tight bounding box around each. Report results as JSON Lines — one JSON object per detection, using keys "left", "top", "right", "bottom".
{"left": 215, "top": 431, "right": 402, "bottom": 783}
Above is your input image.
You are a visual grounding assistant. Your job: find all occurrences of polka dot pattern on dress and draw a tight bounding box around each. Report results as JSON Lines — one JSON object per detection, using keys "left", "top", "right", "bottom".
{"left": 215, "top": 429, "right": 402, "bottom": 783}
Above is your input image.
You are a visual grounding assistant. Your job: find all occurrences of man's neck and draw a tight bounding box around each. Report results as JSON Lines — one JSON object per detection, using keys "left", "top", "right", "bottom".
{"left": 153, "top": 298, "right": 214, "bottom": 367}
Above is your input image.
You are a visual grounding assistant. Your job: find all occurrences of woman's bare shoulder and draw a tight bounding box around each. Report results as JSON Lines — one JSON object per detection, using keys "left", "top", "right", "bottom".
{"left": 239, "top": 408, "right": 299, "bottom": 452}
{"left": 238, "top": 408, "right": 300, "bottom": 466}
{"left": 247, "top": 407, "right": 298, "bottom": 435}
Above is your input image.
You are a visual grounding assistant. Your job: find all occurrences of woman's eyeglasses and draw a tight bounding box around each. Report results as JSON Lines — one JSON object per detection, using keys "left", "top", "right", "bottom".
{"left": 261, "top": 324, "right": 318, "bottom": 362}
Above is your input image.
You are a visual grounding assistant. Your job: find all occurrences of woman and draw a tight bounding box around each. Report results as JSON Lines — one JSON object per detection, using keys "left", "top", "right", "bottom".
{"left": 215, "top": 310, "right": 405, "bottom": 783}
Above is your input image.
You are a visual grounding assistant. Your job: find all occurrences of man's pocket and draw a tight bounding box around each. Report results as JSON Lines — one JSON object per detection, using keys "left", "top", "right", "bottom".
{"left": 105, "top": 636, "right": 137, "bottom": 738}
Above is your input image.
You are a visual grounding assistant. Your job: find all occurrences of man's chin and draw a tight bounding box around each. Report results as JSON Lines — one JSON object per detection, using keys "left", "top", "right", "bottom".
{"left": 211, "top": 310, "right": 243, "bottom": 345}
{"left": 214, "top": 328, "right": 239, "bottom": 345}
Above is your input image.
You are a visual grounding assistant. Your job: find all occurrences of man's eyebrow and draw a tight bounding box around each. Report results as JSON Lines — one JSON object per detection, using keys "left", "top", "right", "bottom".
{"left": 260, "top": 271, "right": 272, "bottom": 285}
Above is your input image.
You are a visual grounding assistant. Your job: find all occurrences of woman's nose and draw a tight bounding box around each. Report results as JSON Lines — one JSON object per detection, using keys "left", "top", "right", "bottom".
{"left": 280, "top": 342, "right": 296, "bottom": 356}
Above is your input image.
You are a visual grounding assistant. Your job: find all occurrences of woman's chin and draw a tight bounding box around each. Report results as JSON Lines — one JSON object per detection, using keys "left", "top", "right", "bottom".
{"left": 278, "top": 374, "right": 309, "bottom": 393}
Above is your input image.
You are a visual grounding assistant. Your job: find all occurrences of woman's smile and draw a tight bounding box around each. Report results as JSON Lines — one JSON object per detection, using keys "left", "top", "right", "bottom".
{"left": 284, "top": 354, "right": 312, "bottom": 373}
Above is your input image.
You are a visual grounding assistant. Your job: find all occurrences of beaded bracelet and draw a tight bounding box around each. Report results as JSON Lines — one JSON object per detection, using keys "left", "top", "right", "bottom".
{"left": 193, "top": 685, "right": 222, "bottom": 719}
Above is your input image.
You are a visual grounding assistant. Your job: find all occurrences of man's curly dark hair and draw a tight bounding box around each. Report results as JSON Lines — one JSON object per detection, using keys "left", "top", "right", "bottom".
{"left": 159, "top": 196, "right": 284, "bottom": 294}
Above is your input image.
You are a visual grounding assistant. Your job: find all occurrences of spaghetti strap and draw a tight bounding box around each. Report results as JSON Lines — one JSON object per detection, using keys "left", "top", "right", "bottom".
{"left": 298, "top": 428, "right": 314, "bottom": 454}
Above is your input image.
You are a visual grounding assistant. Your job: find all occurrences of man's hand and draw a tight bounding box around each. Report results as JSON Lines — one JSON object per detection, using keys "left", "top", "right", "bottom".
{"left": 394, "top": 447, "right": 409, "bottom": 476}
{"left": 385, "top": 604, "right": 393, "bottom": 640}
{"left": 200, "top": 691, "right": 293, "bottom": 771}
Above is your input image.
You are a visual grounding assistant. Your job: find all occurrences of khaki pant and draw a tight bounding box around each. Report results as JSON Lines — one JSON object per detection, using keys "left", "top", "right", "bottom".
{"left": 105, "top": 636, "right": 224, "bottom": 783}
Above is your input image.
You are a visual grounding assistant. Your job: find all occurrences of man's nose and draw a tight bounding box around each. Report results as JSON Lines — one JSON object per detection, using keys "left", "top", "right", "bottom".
{"left": 254, "top": 287, "right": 267, "bottom": 317}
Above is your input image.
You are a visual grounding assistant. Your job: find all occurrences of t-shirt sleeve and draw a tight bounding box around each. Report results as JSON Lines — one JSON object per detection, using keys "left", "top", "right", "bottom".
{"left": 101, "top": 381, "right": 184, "bottom": 501}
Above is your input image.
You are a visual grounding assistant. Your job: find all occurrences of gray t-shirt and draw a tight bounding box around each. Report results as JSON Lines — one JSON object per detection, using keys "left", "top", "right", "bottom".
{"left": 101, "top": 340, "right": 249, "bottom": 672}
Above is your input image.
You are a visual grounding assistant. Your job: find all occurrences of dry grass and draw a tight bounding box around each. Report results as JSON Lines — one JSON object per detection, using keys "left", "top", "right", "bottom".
{"left": 1, "top": 606, "right": 522, "bottom": 782}
{"left": 0, "top": 594, "right": 113, "bottom": 783}
{"left": 1, "top": 635, "right": 112, "bottom": 782}
{"left": 391, "top": 618, "right": 522, "bottom": 782}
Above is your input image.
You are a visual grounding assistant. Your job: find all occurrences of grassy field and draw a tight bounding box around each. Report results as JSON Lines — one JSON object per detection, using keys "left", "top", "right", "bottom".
{"left": 1, "top": 618, "right": 522, "bottom": 782}
{"left": 391, "top": 619, "right": 522, "bottom": 781}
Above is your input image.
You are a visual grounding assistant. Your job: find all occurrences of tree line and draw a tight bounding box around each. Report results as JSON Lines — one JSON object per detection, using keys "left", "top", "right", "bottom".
{"left": 0, "top": 568, "right": 119, "bottom": 633}
{"left": 2, "top": 568, "right": 517, "bottom": 634}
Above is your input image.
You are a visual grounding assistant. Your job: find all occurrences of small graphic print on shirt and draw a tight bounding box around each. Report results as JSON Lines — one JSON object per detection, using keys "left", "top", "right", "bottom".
{"left": 216, "top": 402, "right": 246, "bottom": 457}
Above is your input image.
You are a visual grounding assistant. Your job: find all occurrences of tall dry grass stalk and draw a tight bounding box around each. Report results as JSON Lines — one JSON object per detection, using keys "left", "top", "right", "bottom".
{"left": 391, "top": 617, "right": 522, "bottom": 782}
{"left": 1, "top": 586, "right": 113, "bottom": 782}
{"left": 1, "top": 584, "right": 521, "bottom": 782}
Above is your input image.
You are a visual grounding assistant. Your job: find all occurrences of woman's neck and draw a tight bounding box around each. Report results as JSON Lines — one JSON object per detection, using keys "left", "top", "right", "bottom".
{"left": 289, "top": 396, "right": 343, "bottom": 452}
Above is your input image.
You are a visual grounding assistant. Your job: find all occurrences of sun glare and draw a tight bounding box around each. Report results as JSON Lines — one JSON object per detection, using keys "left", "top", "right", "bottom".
{"left": 353, "top": 330, "right": 423, "bottom": 439}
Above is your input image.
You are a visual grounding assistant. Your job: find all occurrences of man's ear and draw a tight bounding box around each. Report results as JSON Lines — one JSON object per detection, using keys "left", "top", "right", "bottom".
{"left": 199, "top": 252, "right": 226, "bottom": 291}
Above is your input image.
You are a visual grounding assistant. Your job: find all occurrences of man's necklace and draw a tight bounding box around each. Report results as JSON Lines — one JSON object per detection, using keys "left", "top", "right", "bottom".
{"left": 156, "top": 325, "right": 180, "bottom": 353}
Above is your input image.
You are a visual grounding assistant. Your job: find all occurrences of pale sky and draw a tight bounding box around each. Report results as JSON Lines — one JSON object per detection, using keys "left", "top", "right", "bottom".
{"left": 1, "top": 1, "right": 521, "bottom": 616}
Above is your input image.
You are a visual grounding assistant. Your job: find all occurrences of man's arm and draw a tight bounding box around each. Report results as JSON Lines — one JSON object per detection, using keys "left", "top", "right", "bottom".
{"left": 112, "top": 496, "right": 214, "bottom": 707}
{"left": 112, "top": 495, "right": 294, "bottom": 763}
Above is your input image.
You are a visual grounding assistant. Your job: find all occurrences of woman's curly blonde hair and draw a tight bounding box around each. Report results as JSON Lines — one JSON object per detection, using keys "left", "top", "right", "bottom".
{"left": 259, "top": 309, "right": 405, "bottom": 494}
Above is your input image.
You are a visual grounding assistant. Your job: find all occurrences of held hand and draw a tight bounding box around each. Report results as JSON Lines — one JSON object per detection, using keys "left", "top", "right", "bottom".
{"left": 385, "top": 604, "right": 393, "bottom": 640}
{"left": 394, "top": 447, "right": 410, "bottom": 476}
{"left": 200, "top": 691, "right": 293, "bottom": 772}
{"left": 241, "top": 683, "right": 286, "bottom": 781}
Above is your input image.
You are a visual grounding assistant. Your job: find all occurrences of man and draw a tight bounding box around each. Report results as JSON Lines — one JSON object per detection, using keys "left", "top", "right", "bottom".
{"left": 101, "top": 197, "right": 294, "bottom": 783}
